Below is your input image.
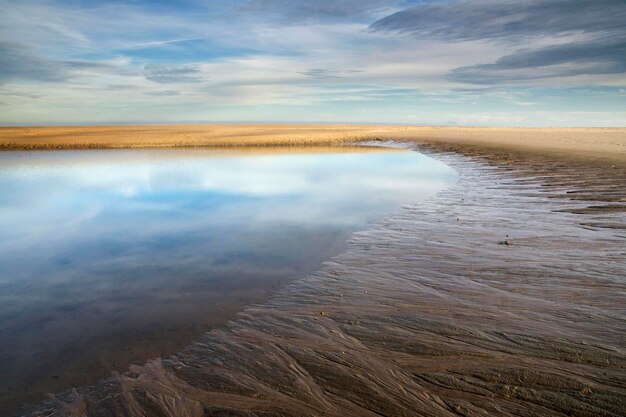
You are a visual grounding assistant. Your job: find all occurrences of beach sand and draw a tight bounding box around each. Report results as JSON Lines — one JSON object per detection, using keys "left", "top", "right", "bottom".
{"left": 2, "top": 124, "right": 625, "bottom": 163}
{"left": 8, "top": 125, "right": 626, "bottom": 416}
{"left": 0, "top": 125, "right": 380, "bottom": 149}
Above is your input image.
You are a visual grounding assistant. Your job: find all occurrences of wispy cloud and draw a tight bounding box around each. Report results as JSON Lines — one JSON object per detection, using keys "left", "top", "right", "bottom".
{"left": 0, "top": 41, "right": 127, "bottom": 83}
{"left": 237, "top": 0, "right": 397, "bottom": 21}
{"left": 0, "top": 42, "right": 68, "bottom": 83}
{"left": 299, "top": 68, "right": 363, "bottom": 81}
{"left": 122, "top": 38, "right": 205, "bottom": 50}
{"left": 144, "top": 90, "right": 181, "bottom": 96}
{"left": 143, "top": 64, "right": 205, "bottom": 84}
{"left": 370, "top": 0, "right": 626, "bottom": 41}
{"left": 371, "top": 0, "right": 626, "bottom": 85}
{"left": 450, "top": 38, "right": 626, "bottom": 84}
{"left": 0, "top": 0, "right": 624, "bottom": 126}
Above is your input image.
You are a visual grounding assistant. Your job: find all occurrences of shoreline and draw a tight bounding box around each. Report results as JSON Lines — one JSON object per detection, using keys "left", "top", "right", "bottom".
{"left": 4, "top": 126, "right": 625, "bottom": 415}
{"left": 20, "top": 141, "right": 626, "bottom": 417}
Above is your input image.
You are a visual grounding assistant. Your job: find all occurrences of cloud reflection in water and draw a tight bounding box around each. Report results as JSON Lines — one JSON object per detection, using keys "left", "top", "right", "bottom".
{"left": 0, "top": 146, "right": 455, "bottom": 410}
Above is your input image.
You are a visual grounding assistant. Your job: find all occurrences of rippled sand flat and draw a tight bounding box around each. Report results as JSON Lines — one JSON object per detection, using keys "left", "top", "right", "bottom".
{"left": 23, "top": 141, "right": 625, "bottom": 417}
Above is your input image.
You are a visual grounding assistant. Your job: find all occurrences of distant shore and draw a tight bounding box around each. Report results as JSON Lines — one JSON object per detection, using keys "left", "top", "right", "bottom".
{"left": 1, "top": 124, "right": 625, "bottom": 163}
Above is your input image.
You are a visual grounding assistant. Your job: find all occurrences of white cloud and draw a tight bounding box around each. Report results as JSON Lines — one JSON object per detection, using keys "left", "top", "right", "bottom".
{"left": 0, "top": 0, "right": 624, "bottom": 126}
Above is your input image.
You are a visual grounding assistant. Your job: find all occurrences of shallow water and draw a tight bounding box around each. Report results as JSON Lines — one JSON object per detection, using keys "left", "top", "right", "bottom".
{"left": 0, "top": 146, "right": 455, "bottom": 413}
{"left": 10, "top": 144, "right": 626, "bottom": 417}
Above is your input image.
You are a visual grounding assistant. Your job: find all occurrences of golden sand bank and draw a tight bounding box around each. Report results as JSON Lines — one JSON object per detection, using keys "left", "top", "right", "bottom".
{"left": 1, "top": 124, "right": 625, "bottom": 163}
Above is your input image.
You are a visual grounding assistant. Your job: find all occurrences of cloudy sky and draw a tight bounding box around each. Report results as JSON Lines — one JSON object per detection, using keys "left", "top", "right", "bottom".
{"left": 1, "top": 0, "right": 625, "bottom": 126}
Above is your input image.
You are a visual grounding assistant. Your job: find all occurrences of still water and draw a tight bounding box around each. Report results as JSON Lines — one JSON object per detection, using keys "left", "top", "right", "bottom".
{"left": 0, "top": 145, "right": 455, "bottom": 412}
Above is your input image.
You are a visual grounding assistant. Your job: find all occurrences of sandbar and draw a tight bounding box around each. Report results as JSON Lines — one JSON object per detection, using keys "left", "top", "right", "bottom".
{"left": 1, "top": 124, "right": 625, "bottom": 164}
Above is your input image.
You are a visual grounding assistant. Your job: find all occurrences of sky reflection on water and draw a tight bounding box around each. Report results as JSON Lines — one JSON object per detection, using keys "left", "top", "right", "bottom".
{"left": 0, "top": 146, "right": 455, "bottom": 411}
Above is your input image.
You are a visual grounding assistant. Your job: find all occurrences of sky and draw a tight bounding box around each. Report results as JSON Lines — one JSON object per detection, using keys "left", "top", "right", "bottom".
{"left": 0, "top": 0, "right": 625, "bottom": 126}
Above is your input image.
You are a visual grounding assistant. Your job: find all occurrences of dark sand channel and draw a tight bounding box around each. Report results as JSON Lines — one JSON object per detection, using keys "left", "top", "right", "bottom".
{"left": 0, "top": 146, "right": 455, "bottom": 415}
{"left": 18, "top": 141, "right": 626, "bottom": 417}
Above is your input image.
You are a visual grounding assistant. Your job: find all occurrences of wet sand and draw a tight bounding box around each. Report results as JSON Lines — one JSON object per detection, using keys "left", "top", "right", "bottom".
{"left": 20, "top": 134, "right": 626, "bottom": 416}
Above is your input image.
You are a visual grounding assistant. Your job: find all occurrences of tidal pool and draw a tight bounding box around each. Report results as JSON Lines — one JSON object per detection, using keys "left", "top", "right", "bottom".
{"left": 0, "top": 145, "right": 455, "bottom": 413}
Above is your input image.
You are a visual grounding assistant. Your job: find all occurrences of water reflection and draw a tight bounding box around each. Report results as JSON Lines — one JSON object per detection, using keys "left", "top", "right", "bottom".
{"left": 0, "top": 146, "right": 455, "bottom": 412}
